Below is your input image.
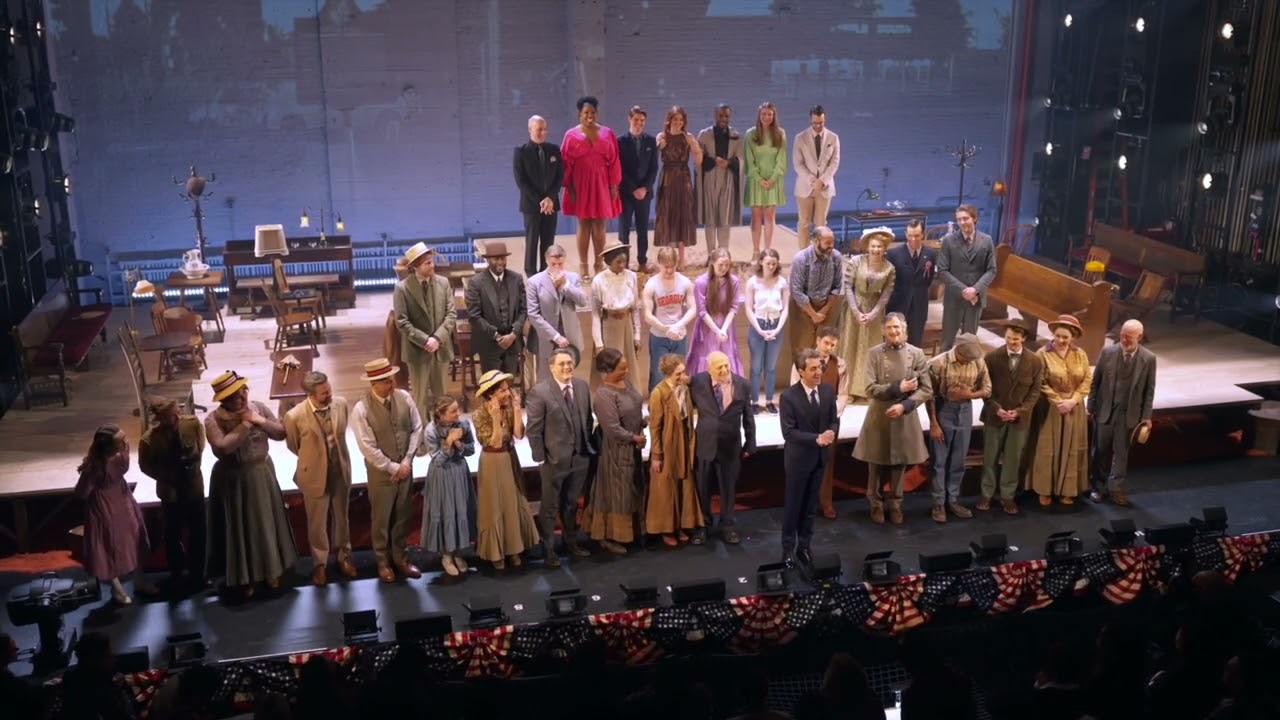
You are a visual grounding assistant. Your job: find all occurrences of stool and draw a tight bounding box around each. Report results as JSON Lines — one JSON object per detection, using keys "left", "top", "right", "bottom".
{"left": 450, "top": 326, "right": 479, "bottom": 408}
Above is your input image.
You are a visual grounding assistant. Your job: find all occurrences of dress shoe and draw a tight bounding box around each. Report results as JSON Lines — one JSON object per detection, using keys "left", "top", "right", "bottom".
{"left": 976, "top": 497, "right": 992, "bottom": 511}
{"left": 311, "top": 565, "right": 328, "bottom": 586}
{"left": 889, "top": 506, "right": 905, "bottom": 525}
{"left": 796, "top": 547, "right": 813, "bottom": 567}
{"left": 1001, "top": 499, "right": 1020, "bottom": 515}
{"left": 544, "top": 551, "right": 561, "bottom": 568}
{"left": 722, "top": 529, "right": 741, "bottom": 545}
{"left": 870, "top": 506, "right": 886, "bottom": 525}
{"left": 1111, "top": 491, "right": 1132, "bottom": 507}
{"left": 508, "top": 554, "right": 522, "bottom": 567}
{"left": 821, "top": 506, "right": 838, "bottom": 520}
{"left": 266, "top": 576, "right": 282, "bottom": 591}
{"left": 566, "top": 543, "right": 591, "bottom": 557}
{"left": 690, "top": 529, "right": 707, "bottom": 545}
{"left": 931, "top": 505, "right": 947, "bottom": 523}
{"left": 949, "top": 502, "right": 973, "bottom": 519}
{"left": 377, "top": 565, "right": 396, "bottom": 583}
{"left": 1088, "top": 490, "right": 1104, "bottom": 503}
{"left": 1060, "top": 496, "right": 1075, "bottom": 505}
{"left": 782, "top": 549, "right": 796, "bottom": 568}
{"left": 492, "top": 558, "right": 506, "bottom": 571}
{"left": 601, "top": 540, "right": 628, "bottom": 555}
{"left": 766, "top": 402, "right": 778, "bottom": 415}
{"left": 441, "top": 555, "right": 459, "bottom": 577}
{"left": 396, "top": 562, "right": 423, "bottom": 579}
{"left": 752, "top": 405, "right": 762, "bottom": 416}
{"left": 337, "top": 558, "right": 358, "bottom": 579}
{"left": 1039, "top": 494, "right": 1053, "bottom": 507}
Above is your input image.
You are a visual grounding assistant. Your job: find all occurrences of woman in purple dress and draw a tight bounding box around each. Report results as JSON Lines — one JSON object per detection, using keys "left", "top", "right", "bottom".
{"left": 75, "top": 425, "right": 157, "bottom": 605}
{"left": 686, "top": 248, "right": 743, "bottom": 375}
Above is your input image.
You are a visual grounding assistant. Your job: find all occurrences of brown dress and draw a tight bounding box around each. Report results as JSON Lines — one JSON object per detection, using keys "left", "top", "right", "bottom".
{"left": 1027, "top": 343, "right": 1092, "bottom": 498}
{"left": 473, "top": 403, "right": 540, "bottom": 561}
{"left": 646, "top": 380, "right": 703, "bottom": 534}
{"left": 584, "top": 382, "right": 645, "bottom": 543}
{"left": 654, "top": 134, "right": 696, "bottom": 248}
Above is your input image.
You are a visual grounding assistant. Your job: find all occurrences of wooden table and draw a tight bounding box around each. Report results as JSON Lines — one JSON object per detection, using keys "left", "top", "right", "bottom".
{"left": 166, "top": 271, "right": 226, "bottom": 334}
{"left": 138, "top": 331, "right": 197, "bottom": 380}
{"left": 269, "top": 349, "right": 314, "bottom": 416}
{"left": 839, "top": 210, "right": 929, "bottom": 253}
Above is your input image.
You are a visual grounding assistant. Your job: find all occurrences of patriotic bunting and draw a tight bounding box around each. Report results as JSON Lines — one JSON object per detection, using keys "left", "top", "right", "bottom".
{"left": 1100, "top": 546, "right": 1163, "bottom": 604}
{"left": 589, "top": 609, "right": 664, "bottom": 664}
{"left": 444, "top": 626, "right": 516, "bottom": 678}
{"left": 1218, "top": 533, "right": 1270, "bottom": 582}
{"left": 123, "top": 669, "right": 168, "bottom": 719}
{"left": 864, "top": 574, "right": 928, "bottom": 634}
{"left": 728, "top": 594, "right": 796, "bottom": 651}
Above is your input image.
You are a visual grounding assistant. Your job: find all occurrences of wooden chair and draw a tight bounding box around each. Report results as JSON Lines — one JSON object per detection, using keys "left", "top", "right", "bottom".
{"left": 1109, "top": 270, "right": 1168, "bottom": 337}
{"left": 272, "top": 257, "right": 327, "bottom": 327}
{"left": 1001, "top": 223, "right": 1037, "bottom": 256}
{"left": 161, "top": 305, "right": 209, "bottom": 373}
{"left": 448, "top": 293, "right": 480, "bottom": 407}
{"left": 925, "top": 224, "right": 950, "bottom": 243}
{"left": 147, "top": 303, "right": 202, "bottom": 379}
{"left": 262, "top": 283, "right": 319, "bottom": 354}
{"left": 1080, "top": 246, "right": 1113, "bottom": 284}
{"left": 10, "top": 325, "right": 69, "bottom": 408}
{"left": 117, "top": 325, "right": 198, "bottom": 432}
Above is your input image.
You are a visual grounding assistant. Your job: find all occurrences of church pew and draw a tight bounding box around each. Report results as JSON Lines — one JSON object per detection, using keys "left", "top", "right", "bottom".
{"left": 1071, "top": 223, "right": 1205, "bottom": 320}
{"left": 987, "top": 244, "right": 1114, "bottom": 362}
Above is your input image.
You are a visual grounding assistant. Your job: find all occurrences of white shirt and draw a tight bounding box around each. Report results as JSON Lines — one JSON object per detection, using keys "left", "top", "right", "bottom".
{"left": 350, "top": 388, "right": 423, "bottom": 475}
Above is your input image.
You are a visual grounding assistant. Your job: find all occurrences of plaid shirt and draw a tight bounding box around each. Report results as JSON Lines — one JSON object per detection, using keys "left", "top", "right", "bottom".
{"left": 789, "top": 245, "right": 844, "bottom": 307}
{"left": 927, "top": 350, "right": 991, "bottom": 406}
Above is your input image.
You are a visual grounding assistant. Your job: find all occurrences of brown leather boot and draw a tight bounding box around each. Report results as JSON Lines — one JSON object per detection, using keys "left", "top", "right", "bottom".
{"left": 889, "top": 503, "right": 905, "bottom": 525}
{"left": 870, "top": 505, "right": 886, "bottom": 524}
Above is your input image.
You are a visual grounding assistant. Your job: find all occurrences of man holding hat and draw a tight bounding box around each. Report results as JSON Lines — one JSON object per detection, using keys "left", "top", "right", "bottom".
{"left": 351, "top": 358, "right": 423, "bottom": 582}
{"left": 138, "top": 397, "right": 207, "bottom": 588}
{"left": 393, "top": 241, "right": 456, "bottom": 417}
{"left": 978, "top": 318, "right": 1043, "bottom": 514}
{"left": 466, "top": 240, "right": 527, "bottom": 380}
{"left": 924, "top": 332, "right": 991, "bottom": 522}
{"left": 1088, "top": 319, "right": 1156, "bottom": 506}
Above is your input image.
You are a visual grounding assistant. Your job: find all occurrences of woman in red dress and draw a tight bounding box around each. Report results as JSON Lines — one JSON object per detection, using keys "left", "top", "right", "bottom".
{"left": 561, "top": 95, "right": 622, "bottom": 276}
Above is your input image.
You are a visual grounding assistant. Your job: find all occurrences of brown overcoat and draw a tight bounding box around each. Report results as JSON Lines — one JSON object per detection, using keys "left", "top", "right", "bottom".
{"left": 645, "top": 380, "right": 703, "bottom": 534}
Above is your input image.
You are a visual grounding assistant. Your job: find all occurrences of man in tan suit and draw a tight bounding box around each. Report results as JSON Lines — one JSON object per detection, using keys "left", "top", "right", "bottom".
{"left": 978, "top": 318, "right": 1043, "bottom": 514}
{"left": 284, "top": 371, "right": 356, "bottom": 586}
{"left": 393, "top": 242, "right": 456, "bottom": 417}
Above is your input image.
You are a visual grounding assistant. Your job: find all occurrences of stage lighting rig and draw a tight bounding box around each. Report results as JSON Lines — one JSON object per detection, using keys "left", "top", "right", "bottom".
{"left": 6, "top": 572, "right": 101, "bottom": 674}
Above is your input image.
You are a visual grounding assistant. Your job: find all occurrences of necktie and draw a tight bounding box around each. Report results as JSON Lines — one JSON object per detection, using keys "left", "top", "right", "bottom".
{"left": 423, "top": 280, "right": 435, "bottom": 319}
{"left": 538, "top": 144, "right": 545, "bottom": 164}
{"left": 383, "top": 398, "right": 391, "bottom": 411}
{"left": 809, "top": 389, "right": 819, "bottom": 412}
{"left": 1124, "top": 353, "right": 1132, "bottom": 364}
{"left": 813, "top": 133, "right": 822, "bottom": 159}
{"left": 563, "top": 383, "right": 573, "bottom": 409}
{"left": 634, "top": 135, "right": 642, "bottom": 164}
{"left": 714, "top": 384, "right": 725, "bottom": 411}
{"left": 1010, "top": 353, "right": 1020, "bottom": 373}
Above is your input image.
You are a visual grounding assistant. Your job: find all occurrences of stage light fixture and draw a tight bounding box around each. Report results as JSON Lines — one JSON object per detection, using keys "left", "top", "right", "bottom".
{"left": 1111, "top": 107, "right": 1124, "bottom": 120}
{"left": 55, "top": 174, "right": 71, "bottom": 195}
{"left": 395, "top": 612, "right": 453, "bottom": 642}
{"left": 807, "top": 553, "right": 843, "bottom": 589}
{"left": 1201, "top": 172, "right": 1215, "bottom": 191}
{"left": 669, "top": 578, "right": 726, "bottom": 606}
{"left": 1196, "top": 120, "right": 1209, "bottom": 135}
{"left": 1190, "top": 507, "right": 1228, "bottom": 537}
{"left": 970, "top": 534, "right": 1010, "bottom": 565}
{"left": 919, "top": 550, "right": 972, "bottom": 574}
{"left": 50, "top": 113, "right": 76, "bottom": 134}
{"left": 335, "top": 215, "right": 346, "bottom": 233}
{"left": 1045, "top": 142, "right": 1054, "bottom": 156}
{"left": 165, "top": 633, "right": 207, "bottom": 669}
{"left": 0, "top": 153, "right": 12, "bottom": 174}
{"left": 341, "top": 610, "right": 380, "bottom": 644}
{"left": 1099, "top": 519, "right": 1137, "bottom": 549}
{"left": 1117, "top": 155, "right": 1128, "bottom": 170}
{"left": 1044, "top": 531, "right": 1083, "bottom": 562}
{"left": 862, "top": 551, "right": 900, "bottom": 585}
{"left": 756, "top": 562, "right": 790, "bottom": 595}
{"left": 619, "top": 577, "right": 660, "bottom": 608}
{"left": 1146, "top": 522, "right": 1196, "bottom": 549}
{"left": 545, "top": 587, "right": 588, "bottom": 619}
{"left": 6, "top": 573, "right": 101, "bottom": 673}
{"left": 1133, "top": 17, "right": 1145, "bottom": 33}
{"left": 1042, "top": 97, "right": 1053, "bottom": 108}
{"left": 1063, "top": 13, "right": 1073, "bottom": 28}
{"left": 464, "top": 595, "right": 507, "bottom": 629}
{"left": 1220, "top": 22, "right": 1234, "bottom": 40}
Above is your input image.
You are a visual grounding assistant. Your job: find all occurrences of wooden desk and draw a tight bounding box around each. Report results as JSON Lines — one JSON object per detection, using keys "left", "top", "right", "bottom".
{"left": 269, "top": 349, "right": 314, "bottom": 415}
{"left": 165, "top": 271, "right": 225, "bottom": 334}
{"left": 223, "top": 236, "right": 355, "bottom": 314}
{"left": 839, "top": 210, "right": 928, "bottom": 253}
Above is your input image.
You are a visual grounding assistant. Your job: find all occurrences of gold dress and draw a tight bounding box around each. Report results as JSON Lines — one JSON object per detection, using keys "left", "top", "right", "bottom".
{"left": 1027, "top": 343, "right": 1092, "bottom": 498}
{"left": 472, "top": 404, "right": 539, "bottom": 560}
{"left": 836, "top": 255, "right": 895, "bottom": 398}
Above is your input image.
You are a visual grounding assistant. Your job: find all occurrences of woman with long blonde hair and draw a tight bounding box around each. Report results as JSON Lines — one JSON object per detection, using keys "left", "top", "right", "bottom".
{"left": 743, "top": 101, "right": 787, "bottom": 257}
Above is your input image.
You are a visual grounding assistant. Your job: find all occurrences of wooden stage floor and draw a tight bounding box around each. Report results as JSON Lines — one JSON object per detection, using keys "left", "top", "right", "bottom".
{"left": 1, "top": 227, "right": 1277, "bottom": 529}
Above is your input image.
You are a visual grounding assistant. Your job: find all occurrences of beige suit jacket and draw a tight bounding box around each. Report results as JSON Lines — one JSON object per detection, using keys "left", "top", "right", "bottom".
{"left": 285, "top": 397, "right": 352, "bottom": 498}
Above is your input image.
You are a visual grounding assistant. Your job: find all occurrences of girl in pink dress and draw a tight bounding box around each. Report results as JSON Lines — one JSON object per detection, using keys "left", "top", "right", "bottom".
{"left": 562, "top": 96, "right": 622, "bottom": 276}
{"left": 75, "top": 425, "right": 157, "bottom": 605}
{"left": 686, "top": 248, "right": 744, "bottom": 375}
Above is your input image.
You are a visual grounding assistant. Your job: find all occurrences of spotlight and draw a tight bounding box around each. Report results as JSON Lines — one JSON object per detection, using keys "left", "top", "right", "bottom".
{"left": 1201, "top": 172, "right": 1215, "bottom": 191}
{"left": 669, "top": 578, "right": 725, "bottom": 606}
{"left": 545, "top": 587, "right": 588, "bottom": 619}
{"left": 619, "top": 577, "right": 660, "bottom": 608}
{"left": 394, "top": 612, "right": 453, "bottom": 642}
{"left": 1117, "top": 155, "right": 1128, "bottom": 170}
{"left": 1196, "top": 120, "right": 1209, "bottom": 135}
{"left": 1064, "top": 13, "right": 1073, "bottom": 28}
{"left": 1043, "top": 97, "right": 1053, "bottom": 108}
{"left": 1190, "top": 507, "right": 1228, "bottom": 537}
{"left": 1033, "top": 216, "right": 1041, "bottom": 226}
{"left": 13, "top": 125, "right": 50, "bottom": 151}
{"left": 50, "top": 113, "right": 76, "bottom": 134}
{"left": 970, "top": 534, "right": 1010, "bottom": 565}
{"left": 465, "top": 595, "right": 507, "bottom": 629}
{"left": 165, "top": 633, "right": 207, "bottom": 669}
{"left": 1099, "top": 519, "right": 1137, "bottom": 549}
{"left": 1146, "top": 522, "right": 1195, "bottom": 549}
{"left": 341, "top": 610, "right": 380, "bottom": 644}
{"left": 756, "top": 562, "right": 790, "bottom": 594}
{"left": 1220, "top": 22, "right": 1234, "bottom": 40}
{"left": 919, "top": 550, "right": 972, "bottom": 574}
{"left": 1045, "top": 142, "right": 1054, "bottom": 156}
{"left": 862, "top": 551, "right": 901, "bottom": 586}
{"left": 55, "top": 175, "right": 71, "bottom": 195}
{"left": 807, "top": 553, "right": 843, "bottom": 589}
{"left": 1044, "top": 531, "right": 1083, "bottom": 562}
{"left": 1111, "top": 107, "right": 1124, "bottom": 120}
{"left": 0, "top": 153, "right": 12, "bottom": 174}
{"left": 1133, "top": 17, "right": 1145, "bottom": 33}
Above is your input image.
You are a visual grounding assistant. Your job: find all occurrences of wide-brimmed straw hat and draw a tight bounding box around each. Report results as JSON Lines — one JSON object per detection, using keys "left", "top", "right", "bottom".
{"left": 362, "top": 358, "right": 400, "bottom": 382}
{"left": 476, "top": 369, "right": 513, "bottom": 398}
{"left": 597, "top": 238, "right": 630, "bottom": 260}
{"left": 1047, "top": 314, "right": 1084, "bottom": 337}
{"left": 403, "top": 242, "right": 435, "bottom": 267}
{"left": 860, "top": 226, "right": 895, "bottom": 246}
{"left": 211, "top": 371, "right": 248, "bottom": 403}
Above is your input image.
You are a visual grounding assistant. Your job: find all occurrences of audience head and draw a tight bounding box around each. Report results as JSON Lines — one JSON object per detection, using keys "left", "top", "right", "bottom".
{"left": 74, "top": 631, "right": 114, "bottom": 673}
{"left": 1, "top": 632, "right": 16, "bottom": 668}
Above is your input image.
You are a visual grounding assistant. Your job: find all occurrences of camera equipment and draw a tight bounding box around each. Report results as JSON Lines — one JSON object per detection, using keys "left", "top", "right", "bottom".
{"left": 6, "top": 572, "right": 101, "bottom": 674}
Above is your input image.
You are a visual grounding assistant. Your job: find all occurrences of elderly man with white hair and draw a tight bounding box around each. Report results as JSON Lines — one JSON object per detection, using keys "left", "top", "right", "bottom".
{"left": 688, "top": 350, "right": 756, "bottom": 545}
{"left": 514, "top": 114, "right": 565, "bottom": 277}
{"left": 1088, "top": 319, "right": 1157, "bottom": 506}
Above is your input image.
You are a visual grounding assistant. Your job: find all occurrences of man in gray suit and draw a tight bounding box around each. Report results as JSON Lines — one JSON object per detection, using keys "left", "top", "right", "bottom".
{"left": 526, "top": 244, "right": 588, "bottom": 384}
{"left": 689, "top": 351, "right": 756, "bottom": 545}
{"left": 525, "top": 347, "right": 596, "bottom": 567}
{"left": 466, "top": 240, "right": 527, "bottom": 379}
{"left": 1088, "top": 319, "right": 1156, "bottom": 507}
{"left": 393, "top": 242, "right": 456, "bottom": 417}
{"left": 937, "top": 204, "right": 997, "bottom": 351}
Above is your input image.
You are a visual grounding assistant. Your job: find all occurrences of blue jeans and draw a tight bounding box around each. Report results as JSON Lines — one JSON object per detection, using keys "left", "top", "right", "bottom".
{"left": 648, "top": 333, "right": 689, "bottom": 391}
{"left": 930, "top": 400, "right": 972, "bottom": 505}
{"left": 747, "top": 317, "right": 782, "bottom": 403}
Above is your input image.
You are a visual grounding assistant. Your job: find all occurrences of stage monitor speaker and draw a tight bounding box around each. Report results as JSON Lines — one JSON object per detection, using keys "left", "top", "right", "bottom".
{"left": 116, "top": 645, "right": 151, "bottom": 673}
{"left": 1146, "top": 522, "right": 1196, "bottom": 548}
{"left": 919, "top": 550, "right": 972, "bottom": 574}
{"left": 669, "top": 578, "right": 725, "bottom": 606}
{"left": 395, "top": 612, "right": 453, "bottom": 642}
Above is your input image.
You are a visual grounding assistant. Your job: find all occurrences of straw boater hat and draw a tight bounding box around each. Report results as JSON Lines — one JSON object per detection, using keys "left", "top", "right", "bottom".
{"left": 951, "top": 332, "right": 984, "bottom": 360}
{"left": 860, "top": 226, "right": 895, "bottom": 248}
{"left": 597, "top": 238, "right": 630, "bottom": 260}
{"left": 363, "top": 358, "right": 399, "bottom": 382}
{"left": 1001, "top": 316, "right": 1036, "bottom": 336}
{"left": 476, "top": 369, "right": 513, "bottom": 399}
{"left": 211, "top": 371, "right": 248, "bottom": 403}
{"left": 403, "top": 242, "right": 434, "bottom": 268}
{"left": 1047, "top": 314, "right": 1084, "bottom": 337}
{"left": 479, "top": 240, "right": 511, "bottom": 258}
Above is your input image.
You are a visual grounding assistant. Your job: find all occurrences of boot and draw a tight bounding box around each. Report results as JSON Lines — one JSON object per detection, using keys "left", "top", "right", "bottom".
{"left": 869, "top": 503, "right": 886, "bottom": 525}
{"left": 888, "top": 501, "right": 905, "bottom": 525}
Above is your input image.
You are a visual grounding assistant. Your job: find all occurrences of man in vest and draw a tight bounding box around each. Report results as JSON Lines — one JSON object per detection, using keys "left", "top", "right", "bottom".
{"left": 351, "top": 358, "right": 423, "bottom": 582}
{"left": 789, "top": 326, "right": 848, "bottom": 519}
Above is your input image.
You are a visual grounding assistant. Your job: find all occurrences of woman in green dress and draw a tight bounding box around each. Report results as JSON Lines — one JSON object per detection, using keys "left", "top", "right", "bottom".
{"left": 743, "top": 101, "right": 787, "bottom": 258}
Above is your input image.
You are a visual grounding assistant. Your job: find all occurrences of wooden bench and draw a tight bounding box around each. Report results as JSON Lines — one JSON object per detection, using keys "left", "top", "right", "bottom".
{"left": 10, "top": 286, "right": 113, "bottom": 408}
{"left": 986, "top": 244, "right": 1113, "bottom": 362}
{"left": 1071, "top": 223, "right": 1205, "bottom": 320}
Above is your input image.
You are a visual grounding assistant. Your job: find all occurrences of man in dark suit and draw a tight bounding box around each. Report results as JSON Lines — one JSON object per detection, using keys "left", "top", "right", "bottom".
{"left": 689, "top": 350, "right": 756, "bottom": 545}
{"left": 1088, "top": 319, "right": 1157, "bottom": 507}
{"left": 525, "top": 347, "right": 597, "bottom": 566}
{"left": 886, "top": 218, "right": 937, "bottom": 347}
{"left": 779, "top": 349, "right": 839, "bottom": 567}
{"left": 979, "top": 318, "right": 1043, "bottom": 515}
{"left": 466, "top": 240, "right": 527, "bottom": 380}
{"left": 617, "top": 105, "right": 658, "bottom": 268}
{"left": 514, "top": 115, "right": 565, "bottom": 277}
{"left": 938, "top": 204, "right": 997, "bottom": 351}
